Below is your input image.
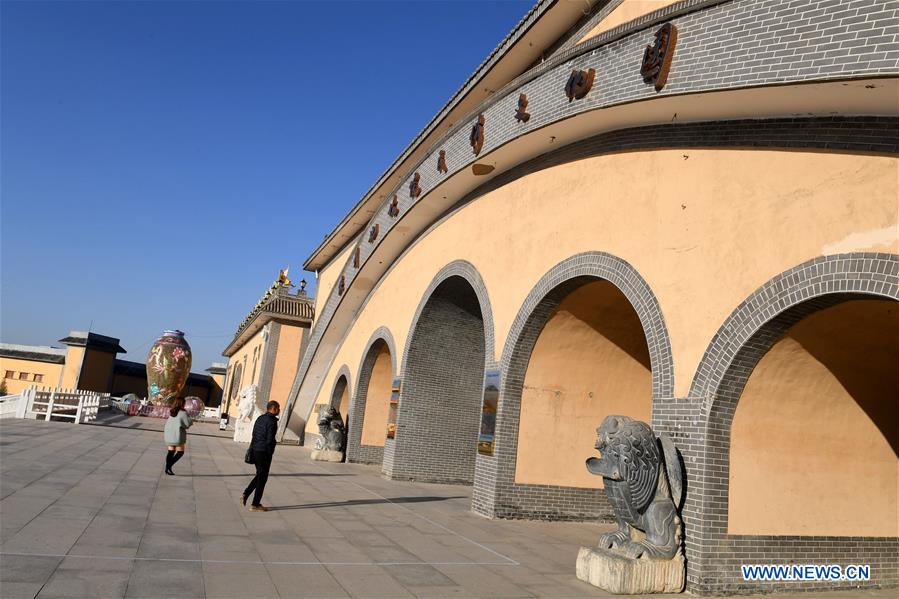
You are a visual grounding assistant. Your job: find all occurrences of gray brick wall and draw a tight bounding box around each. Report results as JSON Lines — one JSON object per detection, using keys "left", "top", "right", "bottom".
{"left": 382, "top": 262, "right": 494, "bottom": 484}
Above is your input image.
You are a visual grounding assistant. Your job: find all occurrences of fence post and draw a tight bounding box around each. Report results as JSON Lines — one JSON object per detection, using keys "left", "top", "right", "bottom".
{"left": 15, "top": 387, "right": 29, "bottom": 419}
{"left": 46, "top": 389, "right": 56, "bottom": 421}
{"left": 75, "top": 394, "right": 85, "bottom": 424}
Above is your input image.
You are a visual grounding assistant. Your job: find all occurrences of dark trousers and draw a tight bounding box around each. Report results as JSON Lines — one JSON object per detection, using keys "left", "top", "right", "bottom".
{"left": 244, "top": 451, "right": 272, "bottom": 506}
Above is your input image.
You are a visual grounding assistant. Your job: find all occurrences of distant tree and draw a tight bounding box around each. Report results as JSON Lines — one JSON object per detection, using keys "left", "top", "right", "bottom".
{"left": 0, "top": 379, "right": 7, "bottom": 396}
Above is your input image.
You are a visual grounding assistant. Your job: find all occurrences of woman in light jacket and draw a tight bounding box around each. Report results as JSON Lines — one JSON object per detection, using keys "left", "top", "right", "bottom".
{"left": 163, "top": 397, "right": 192, "bottom": 475}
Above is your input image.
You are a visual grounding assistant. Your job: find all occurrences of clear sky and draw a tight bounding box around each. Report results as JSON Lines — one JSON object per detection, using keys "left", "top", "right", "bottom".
{"left": 1, "top": 0, "right": 531, "bottom": 371}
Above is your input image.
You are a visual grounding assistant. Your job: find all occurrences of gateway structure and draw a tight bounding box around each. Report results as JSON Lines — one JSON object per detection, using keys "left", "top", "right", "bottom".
{"left": 278, "top": 0, "right": 898, "bottom": 594}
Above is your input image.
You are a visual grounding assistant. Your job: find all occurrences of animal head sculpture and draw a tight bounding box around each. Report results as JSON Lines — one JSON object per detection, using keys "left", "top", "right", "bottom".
{"left": 316, "top": 405, "right": 346, "bottom": 452}
{"left": 586, "top": 415, "right": 684, "bottom": 561}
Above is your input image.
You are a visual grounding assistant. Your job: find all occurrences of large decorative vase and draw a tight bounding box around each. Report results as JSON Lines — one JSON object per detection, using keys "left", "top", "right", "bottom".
{"left": 146, "top": 330, "right": 192, "bottom": 406}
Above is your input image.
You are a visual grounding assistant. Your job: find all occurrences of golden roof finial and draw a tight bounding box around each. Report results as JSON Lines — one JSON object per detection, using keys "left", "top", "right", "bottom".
{"left": 278, "top": 267, "right": 293, "bottom": 287}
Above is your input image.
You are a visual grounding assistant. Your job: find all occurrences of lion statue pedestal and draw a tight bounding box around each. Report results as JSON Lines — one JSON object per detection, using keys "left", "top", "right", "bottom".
{"left": 310, "top": 405, "right": 346, "bottom": 462}
{"left": 576, "top": 415, "right": 685, "bottom": 594}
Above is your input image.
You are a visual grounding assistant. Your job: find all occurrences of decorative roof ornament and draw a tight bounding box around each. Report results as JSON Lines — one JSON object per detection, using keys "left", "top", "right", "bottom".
{"left": 470, "top": 113, "right": 486, "bottom": 155}
{"left": 278, "top": 267, "right": 294, "bottom": 288}
{"left": 565, "top": 68, "right": 595, "bottom": 102}
{"left": 437, "top": 150, "right": 448, "bottom": 174}
{"left": 409, "top": 173, "right": 422, "bottom": 198}
{"left": 388, "top": 194, "right": 400, "bottom": 218}
{"left": 515, "top": 93, "right": 530, "bottom": 123}
{"left": 641, "top": 23, "right": 678, "bottom": 91}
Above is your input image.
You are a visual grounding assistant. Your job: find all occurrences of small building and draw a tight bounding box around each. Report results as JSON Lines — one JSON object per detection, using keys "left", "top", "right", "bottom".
{"left": 219, "top": 273, "right": 314, "bottom": 419}
{"left": 0, "top": 330, "right": 224, "bottom": 405}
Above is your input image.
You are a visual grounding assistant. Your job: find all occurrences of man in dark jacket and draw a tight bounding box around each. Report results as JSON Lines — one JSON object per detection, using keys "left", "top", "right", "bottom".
{"left": 242, "top": 400, "right": 280, "bottom": 512}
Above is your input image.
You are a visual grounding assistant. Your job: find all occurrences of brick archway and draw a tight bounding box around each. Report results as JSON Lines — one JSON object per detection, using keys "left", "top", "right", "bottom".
{"left": 472, "top": 251, "right": 674, "bottom": 519}
{"left": 347, "top": 327, "right": 398, "bottom": 465}
{"left": 683, "top": 252, "right": 899, "bottom": 594}
{"left": 382, "top": 261, "right": 494, "bottom": 484}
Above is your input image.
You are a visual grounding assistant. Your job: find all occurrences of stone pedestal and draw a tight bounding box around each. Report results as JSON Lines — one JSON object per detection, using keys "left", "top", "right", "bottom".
{"left": 576, "top": 547, "right": 684, "bottom": 594}
{"left": 311, "top": 449, "right": 344, "bottom": 462}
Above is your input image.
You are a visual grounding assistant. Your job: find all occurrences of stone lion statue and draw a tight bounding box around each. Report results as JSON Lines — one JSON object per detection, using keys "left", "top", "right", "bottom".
{"left": 233, "top": 384, "right": 262, "bottom": 444}
{"left": 586, "top": 415, "right": 684, "bottom": 560}
{"left": 313, "top": 405, "right": 345, "bottom": 452}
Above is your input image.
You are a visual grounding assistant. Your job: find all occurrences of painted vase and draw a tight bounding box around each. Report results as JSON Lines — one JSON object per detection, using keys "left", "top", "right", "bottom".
{"left": 146, "top": 330, "right": 192, "bottom": 406}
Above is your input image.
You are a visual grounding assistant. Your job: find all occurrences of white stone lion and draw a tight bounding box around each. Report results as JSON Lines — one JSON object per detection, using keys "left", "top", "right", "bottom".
{"left": 233, "top": 384, "right": 263, "bottom": 444}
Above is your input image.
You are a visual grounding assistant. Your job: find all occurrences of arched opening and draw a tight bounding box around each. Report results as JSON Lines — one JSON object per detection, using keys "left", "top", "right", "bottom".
{"left": 387, "top": 276, "right": 486, "bottom": 484}
{"left": 348, "top": 337, "right": 395, "bottom": 465}
{"left": 331, "top": 374, "right": 349, "bottom": 415}
{"left": 729, "top": 299, "right": 898, "bottom": 536}
{"left": 514, "top": 280, "right": 652, "bottom": 488}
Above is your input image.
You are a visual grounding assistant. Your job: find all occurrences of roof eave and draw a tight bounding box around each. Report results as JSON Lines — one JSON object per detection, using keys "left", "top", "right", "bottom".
{"left": 303, "top": 0, "right": 596, "bottom": 272}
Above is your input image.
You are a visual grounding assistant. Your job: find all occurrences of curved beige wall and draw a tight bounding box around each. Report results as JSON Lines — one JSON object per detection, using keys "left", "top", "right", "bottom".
{"left": 269, "top": 325, "right": 302, "bottom": 408}
{"left": 223, "top": 328, "right": 264, "bottom": 417}
{"left": 514, "top": 281, "right": 652, "bottom": 487}
{"left": 578, "top": 1, "right": 679, "bottom": 43}
{"left": 337, "top": 384, "right": 349, "bottom": 418}
{"left": 304, "top": 149, "right": 898, "bottom": 428}
{"left": 360, "top": 345, "right": 392, "bottom": 447}
{"left": 729, "top": 300, "right": 898, "bottom": 537}
{"left": 316, "top": 242, "right": 356, "bottom": 317}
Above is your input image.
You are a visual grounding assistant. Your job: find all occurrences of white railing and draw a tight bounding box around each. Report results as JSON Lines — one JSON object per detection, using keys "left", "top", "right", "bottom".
{"left": 0, "top": 393, "right": 24, "bottom": 418}
{"left": 14, "top": 387, "right": 109, "bottom": 424}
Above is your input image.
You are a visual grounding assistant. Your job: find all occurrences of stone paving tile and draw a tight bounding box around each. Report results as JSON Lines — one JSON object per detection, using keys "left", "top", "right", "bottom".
{"left": 324, "top": 564, "right": 416, "bottom": 598}
{"left": 433, "top": 564, "right": 534, "bottom": 598}
{"left": 264, "top": 563, "right": 349, "bottom": 598}
{"left": 202, "top": 562, "right": 278, "bottom": 599}
{"left": 0, "top": 554, "right": 62, "bottom": 598}
{"left": 124, "top": 560, "right": 205, "bottom": 598}
{"left": 36, "top": 556, "right": 133, "bottom": 599}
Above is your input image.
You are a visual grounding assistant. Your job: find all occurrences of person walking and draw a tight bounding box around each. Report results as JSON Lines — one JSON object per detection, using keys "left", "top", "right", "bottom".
{"left": 242, "top": 400, "right": 280, "bottom": 512}
{"left": 163, "top": 397, "right": 192, "bottom": 475}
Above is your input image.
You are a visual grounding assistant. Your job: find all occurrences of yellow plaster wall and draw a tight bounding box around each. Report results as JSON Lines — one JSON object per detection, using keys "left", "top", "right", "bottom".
{"left": 577, "top": 1, "right": 679, "bottom": 44}
{"left": 78, "top": 349, "right": 115, "bottom": 393}
{"left": 208, "top": 372, "right": 225, "bottom": 406}
{"left": 729, "top": 300, "right": 898, "bottom": 537}
{"left": 305, "top": 149, "right": 898, "bottom": 429}
{"left": 360, "top": 345, "right": 393, "bottom": 447}
{"left": 316, "top": 243, "right": 356, "bottom": 317}
{"left": 514, "top": 281, "right": 652, "bottom": 487}
{"left": 59, "top": 346, "right": 85, "bottom": 390}
{"left": 223, "top": 328, "right": 264, "bottom": 417}
{"left": 0, "top": 357, "right": 64, "bottom": 394}
{"left": 337, "top": 384, "right": 349, "bottom": 419}
{"left": 270, "top": 325, "right": 302, "bottom": 407}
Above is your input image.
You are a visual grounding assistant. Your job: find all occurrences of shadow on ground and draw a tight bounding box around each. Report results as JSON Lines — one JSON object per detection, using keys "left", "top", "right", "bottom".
{"left": 268, "top": 495, "right": 467, "bottom": 511}
{"left": 188, "top": 472, "right": 351, "bottom": 477}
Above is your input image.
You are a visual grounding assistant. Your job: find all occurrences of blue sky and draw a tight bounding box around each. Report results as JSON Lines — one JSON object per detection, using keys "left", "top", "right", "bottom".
{"left": 1, "top": 0, "right": 531, "bottom": 370}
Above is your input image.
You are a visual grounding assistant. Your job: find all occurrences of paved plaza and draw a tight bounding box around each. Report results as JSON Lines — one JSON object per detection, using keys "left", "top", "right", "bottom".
{"left": 0, "top": 418, "right": 893, "bottom": 599}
